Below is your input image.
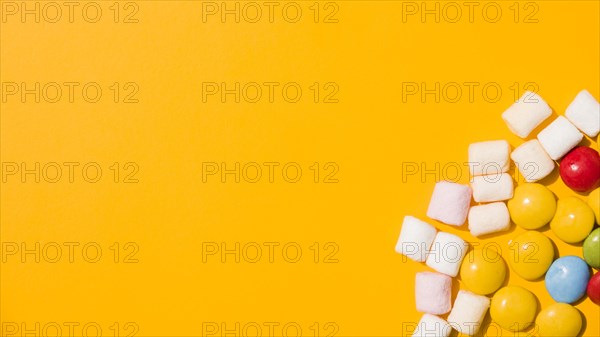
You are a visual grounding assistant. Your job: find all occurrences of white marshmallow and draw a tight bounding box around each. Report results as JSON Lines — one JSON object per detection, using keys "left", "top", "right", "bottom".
{"left": 395, "top": 216, "right": 437, "bottom": 262}
{"left": 447, "top": 290, "right": 490, "bottom": 336}
{"left": 415, "top": 272, "right": 452, "bottom": 315}
{"left": 471, "top": 173, "right": 514, "bottom": 202}
{"left": 468, "top": 202, "right": 511, "bottom": 237}
{"left": 468, "top": 140, "right": 510, "bottom": 176}
{"left": 565, "top": 89, "right": 600, "bottom": 137}
{"left": 502, "top": 91, "right": 552, "bottom": 138}
{"left": 426, "top": 182, "right": 472, "bottom": 226}
{"left": 412, "top": 314, "right": 452, "bottom": 337}
{"left": 537, "top": 116, "right": 583, "bottom": 160}
{"left": 511, "top": 140, "right": 555, "bottom": 182}
{"left": 426, "top": 232, "right": 468, "bottom": 277}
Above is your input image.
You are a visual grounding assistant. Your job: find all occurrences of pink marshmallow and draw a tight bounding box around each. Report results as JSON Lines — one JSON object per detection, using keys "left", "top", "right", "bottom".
{"left": 415, "top": 272, "right": 452, "bottom": 315}
{"left": 427, "top": 181, "right": 472, "bottom": 226}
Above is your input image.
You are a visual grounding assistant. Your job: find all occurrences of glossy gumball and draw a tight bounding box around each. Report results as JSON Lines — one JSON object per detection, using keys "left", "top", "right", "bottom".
{"left": 588, "top": 272, "right": 600, "bottom": 305}
{"left": 508, "top": 231, "right": 554, "bottom": 280}
{"left": 508, "top": 183, "right": 556, "bottom": 230}
{"left": 490, "top": 286, "right": 537, "bottom": 331}
{"left": 583, "top": 228, "right": 600, "bottom": 268}
{"left": 550, "top": 196, "right": 595, "bottom": 243}
{"left": 545, "top": 256, "right": 590, "bottom": 303}
{"left": 536, "top": 303, "right": 582, "bottom": 337}
{"left": 559, "top": 146, "right": 600, "bottom": 193}
{"left": 460, "top": 249, "right": 506, "bottom": 295}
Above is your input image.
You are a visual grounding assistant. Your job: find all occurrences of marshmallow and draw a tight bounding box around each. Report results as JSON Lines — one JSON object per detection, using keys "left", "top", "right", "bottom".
{"left": 511, "top": 140, "right": 555, "bottom": 182}
{"left": 426, "top": 182, "right": 472, "bottom": 226}
{"left": 537, "top": 116, "right": 583, "bottom": 160}
{"left": 447, "top": 290, "right": 490, "bottom": 336}
{"left": 395, "top": 216, "right": 437, "bottom": 262}
{"left": 502, "top": 91, "right": 552, "bottom": 138}
{"left": 468, "top": 140, "right": 510, "bottom": 176}
{"left": 426, "top": 232, "right": 468, "bottom": 277}
{"left": 565, "top": 89, "right": 600, "bottom": 137}
{"left": 471, "top": 173, "right": 514, "bottom": 202}
{"left": 415, "top": 272, "right": 452, "bottom": 315}
{"left": 412, "top": 314, "right": 452, "bottom": 337}
{"left": 468, "top": 202, "right": 511, "bottom": 237}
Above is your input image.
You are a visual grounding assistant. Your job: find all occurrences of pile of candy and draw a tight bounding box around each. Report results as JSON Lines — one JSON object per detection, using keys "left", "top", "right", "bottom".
{"left": 396, "top": 89, "right": 600, "bottom": 336}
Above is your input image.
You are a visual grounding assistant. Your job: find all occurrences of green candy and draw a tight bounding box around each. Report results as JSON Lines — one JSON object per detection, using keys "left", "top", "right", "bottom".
{"left": 583, "top": 228, "right": 600, "bottom": 268}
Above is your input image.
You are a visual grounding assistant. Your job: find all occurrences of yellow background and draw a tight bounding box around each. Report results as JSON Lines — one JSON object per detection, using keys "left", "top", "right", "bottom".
{"left": 1, "top": 0, "right": 599, "bottom": 336}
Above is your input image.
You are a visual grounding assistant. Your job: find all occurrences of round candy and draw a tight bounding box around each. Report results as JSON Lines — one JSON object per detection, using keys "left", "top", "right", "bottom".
{"left": 460, "top": 249, "right": 506, "bottom": 295}
{"left": 508, "top": 183, "right": 556, "bottom": 230}
{"left": 508, "top": 231, "right": 554, "bottom": 280}
{"left": 545, "top": 256, "right": 590, "bottom": 303}
{"left": 536, "top": 303, "right": 582, "bottom": 337}
{"left": 589, "top": 187, "right": 600, "bottom": 223}
{"left": 550, "top": 196, "right": 595, "bottom": 243}
{"left": 583, "top": 228, "right": 600, "bottom": 268}
{"left": 588, "top": 272, "right": 600, "bottom": 305}
{"left": 559, "top": 146, "right": 600, "bottom": 193}
{"left": 490, "top": 286, "right": 537, "bottom": 331}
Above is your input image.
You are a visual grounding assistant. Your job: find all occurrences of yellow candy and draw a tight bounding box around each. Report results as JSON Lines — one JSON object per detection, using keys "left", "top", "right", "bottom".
{"left": 508, "top": 183, "right": 556, "bottom": 230}
{"left": 490, "top": 286, "right": 537, "bottom": 332}
{"left": 588, "top": 188, "right": 599, "bottom": 224}
{"left": 550, "top": 196, "right": 595, "bottom": 243}
{"left": 536, "top": 303, "right": 582, "bottom": 337}
{"left": 508, "top": 231, "right": 554, "bottom": 281}
{"left": 460, "top": 249, "right": 506, "bottom": 295}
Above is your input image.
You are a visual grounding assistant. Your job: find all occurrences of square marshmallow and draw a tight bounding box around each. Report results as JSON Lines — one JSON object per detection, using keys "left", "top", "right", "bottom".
{"left": 468, "top": 202, "right": 511, "bottom": 237}
{"left": 471, "top": 173, "right": 514, "bottom": 202}
{"left": 412, "top": 314, "right": 452, "bottom": 337}
{"left": 447, "top": 290, "right": 490, "bottom": 336}
{"left": 511, "top": 140, "right": 555, "bottom": 182}
{"left": 537, "top": 116, "right": 583, "bottom": 160}
{"left": 468, "top": 140, "right": 510, "bottom": 176}
{"left": 502, "top": 91, "right": 552, "bottom": 138}
{"left": 426, "top": 182, "right": 472, "bottom": 226}
{"left": 415, "top": 272, "right": 452, "bottom": 315}
{"left": 565, "top": 89, "right": 600, "bottom": 137}
{"left": 395, "top": 216, "right": 437, "bottom": 262}
{"left": 426, "top": 232, "right": 468, "bottom": 277}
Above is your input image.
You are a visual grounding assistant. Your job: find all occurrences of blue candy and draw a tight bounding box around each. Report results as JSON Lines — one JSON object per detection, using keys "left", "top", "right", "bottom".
{"left": 545, "top": 256, "right": 590, "bottom": 303}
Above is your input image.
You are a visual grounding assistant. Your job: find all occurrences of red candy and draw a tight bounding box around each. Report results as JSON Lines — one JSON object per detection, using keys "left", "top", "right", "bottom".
{"left": 559, "top": 147, "right": 600, "bottom": 193}
{"left": 588, "top": 272, "right": 600, "bottom": 305}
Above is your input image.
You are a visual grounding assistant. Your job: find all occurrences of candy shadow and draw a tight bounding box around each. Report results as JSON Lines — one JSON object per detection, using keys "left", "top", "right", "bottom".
{"left": 474, "top": 314, "right": 493, "bottom": 337}
{"left": 571, "top": 292, "right": 589, "bottom": 306}
{"left": 577, "top": 307, "right": 588, "bottom": 337}
{"left": 537, "top": 165, "right": 560, "bottom": 185}
{"left": 477, "top": 221, "right": 517, "bottom": 240}
{"left": 579, "top": 137, "right": 594, "bottom": 147}
{"left": 524, "top": 108, "right": 559, "bottom": 142}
